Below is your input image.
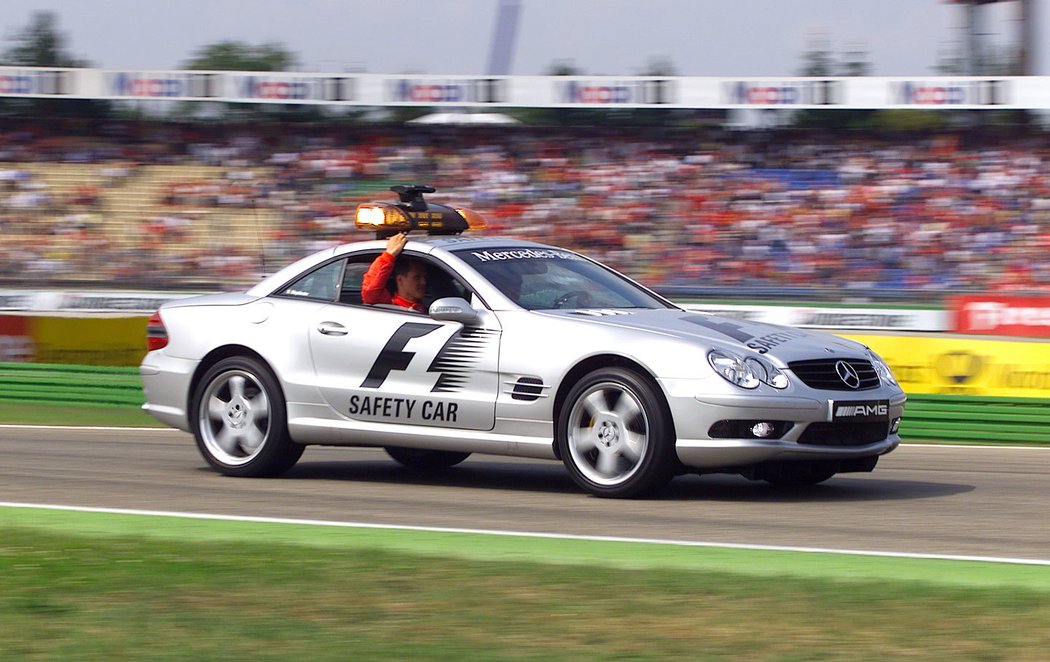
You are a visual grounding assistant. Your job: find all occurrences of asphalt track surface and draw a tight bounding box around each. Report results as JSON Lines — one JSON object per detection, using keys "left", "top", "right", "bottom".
{"left": 2, "top": 427, "right": 1048, "bottom": 562}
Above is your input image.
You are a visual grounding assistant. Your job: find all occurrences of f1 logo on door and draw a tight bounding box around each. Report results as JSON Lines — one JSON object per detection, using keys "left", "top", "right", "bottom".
{"left": 319, "top": 318, "right": 501, "bottom": 431}
{"left": 361, "top": 322, "right": 441, "bottom": 388}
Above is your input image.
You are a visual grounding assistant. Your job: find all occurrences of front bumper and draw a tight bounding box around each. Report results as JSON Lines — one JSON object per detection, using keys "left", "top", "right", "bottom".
{"left": 675, "top": 435, "right": 900, "bottom": 469}
{"left": 663, "top": 382, "right": 906, "bottom": 469}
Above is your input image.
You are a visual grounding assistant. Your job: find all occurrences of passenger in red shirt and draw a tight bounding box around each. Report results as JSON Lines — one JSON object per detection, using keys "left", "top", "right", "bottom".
{"left": 360, "top": 232, "right": 427, "bottom": 312}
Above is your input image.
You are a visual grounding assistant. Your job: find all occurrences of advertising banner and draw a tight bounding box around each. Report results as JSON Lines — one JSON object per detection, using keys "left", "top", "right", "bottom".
{"left": 684, "top": 304, "right": 947, "bottom": 331}
{"left": 843, "top": 333, "right": 1050, "bottom": 398}
{"left": 0, "top": 68, "right": 75, "bottom": 96}
{"left": 0, "top": 66, "right": 1041, "bottom": 110}
{"left": 32, "top": 316, "right": 148, "bottom": 366}
{"left": 951, "top": 295, "right": 1050, "bottom": 338}
{"left": 0, "top": 315, "right": 34, "bottom": 362}
{"left": 0, "top": 290, "right": 196, "bottom": 313}
{"left": 719, "top": 79, "right": 842, "bottom": 107}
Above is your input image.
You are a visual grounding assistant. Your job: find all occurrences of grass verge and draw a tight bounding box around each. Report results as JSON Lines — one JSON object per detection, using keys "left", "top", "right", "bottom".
{"left": 0, "top": 401, "right": 164, "bottom": 427}
{"left": 2, "top": 507, "right": 1049, "bottom": 660}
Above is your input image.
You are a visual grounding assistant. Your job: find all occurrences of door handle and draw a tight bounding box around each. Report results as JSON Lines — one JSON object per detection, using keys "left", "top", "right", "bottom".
{"left": 317, "top": 321, "right": 348, "bottom": 336}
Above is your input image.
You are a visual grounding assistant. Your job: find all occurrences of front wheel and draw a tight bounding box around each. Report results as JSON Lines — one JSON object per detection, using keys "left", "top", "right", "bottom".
{"left": 557, "top": 367, "right": 676, "bottom": 498}
{"left": 191, "top": 356, "right": 303, "bottom": 477}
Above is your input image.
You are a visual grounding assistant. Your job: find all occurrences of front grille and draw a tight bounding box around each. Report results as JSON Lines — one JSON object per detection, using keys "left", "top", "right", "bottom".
{"left": 798, "top": 422, "right": 888, "bottom": 446}
{"left": 788, "top": 359, "right": 880, "bottom": 391}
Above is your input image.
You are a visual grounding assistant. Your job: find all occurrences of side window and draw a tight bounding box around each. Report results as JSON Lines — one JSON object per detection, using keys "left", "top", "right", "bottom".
{"left": 340, "top": 260, "right": 371, "bottom": 305}
{"left": 338, "top": 250, "right": 475, "bottom": 310}
{"left": 279, "top": 259, "right": 345, "bottom": 302}
{"left": 425, "top": 263, "right": 471, "bottom": 304}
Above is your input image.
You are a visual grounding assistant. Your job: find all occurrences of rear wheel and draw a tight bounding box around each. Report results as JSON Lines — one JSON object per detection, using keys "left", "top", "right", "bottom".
{"left": 385, "top": 447, "right": 471, "bottom": 470}
{"left": 191, "top": 356, "right": 303, "bottom": 477}
{"left": 557, "top": 367, "right": 675, "bottom": 498}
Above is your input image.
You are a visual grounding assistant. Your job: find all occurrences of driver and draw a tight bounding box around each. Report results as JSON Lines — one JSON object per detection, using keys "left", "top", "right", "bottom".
{"left": 361, "top": 232, "right": 427, "bottom": 312}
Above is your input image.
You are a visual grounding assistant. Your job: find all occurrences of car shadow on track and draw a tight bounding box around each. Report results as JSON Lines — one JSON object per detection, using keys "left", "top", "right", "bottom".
{"left": 284, "top": 459, "right": 584, "bottom": 495}
{"left": 653, "top": 474, "right": 975, "bottom": 503}
{"left": 277, "top": 456, "right": 974, "bottom": 502}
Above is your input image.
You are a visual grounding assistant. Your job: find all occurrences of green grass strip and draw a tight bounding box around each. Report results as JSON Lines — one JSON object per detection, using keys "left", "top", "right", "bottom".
{"left": 4, "top": 522, "right": 1048, "bottom": 660}
{"left": 2, "top": 505, "right": 1047, "bottom": 591}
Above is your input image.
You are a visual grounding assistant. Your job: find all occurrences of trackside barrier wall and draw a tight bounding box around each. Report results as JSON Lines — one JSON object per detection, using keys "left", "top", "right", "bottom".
{"left": 0, "top": 363, "right": 143, "bottom": 407}
{"left": 901, "top": 394, "right": 1050, "bottom": 444}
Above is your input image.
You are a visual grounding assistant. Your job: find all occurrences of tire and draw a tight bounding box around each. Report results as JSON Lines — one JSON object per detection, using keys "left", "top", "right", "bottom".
{"left": 191, "top": 356, "right": 303, "bottom": 477}
{"left": 384, "top": 447, "right": 472, "bottom": 470}
{"left": 557, "top": 367, "right": 675, "bottom": 498}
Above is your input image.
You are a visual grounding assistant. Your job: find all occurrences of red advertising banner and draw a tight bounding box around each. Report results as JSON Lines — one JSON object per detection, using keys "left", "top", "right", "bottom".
{"left": 0, "top": 315, "right": 35, "bottom": 361}
{"left": 951, "top": 295, "right": 1050, "bottom": 338}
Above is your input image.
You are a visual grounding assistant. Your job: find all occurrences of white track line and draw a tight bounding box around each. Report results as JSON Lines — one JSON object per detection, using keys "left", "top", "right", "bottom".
{"left": 0, "top": 425, "right": 183, "bottom": 432}
{"left": 1, "top": 502, "right": 1048, "bottom": 566}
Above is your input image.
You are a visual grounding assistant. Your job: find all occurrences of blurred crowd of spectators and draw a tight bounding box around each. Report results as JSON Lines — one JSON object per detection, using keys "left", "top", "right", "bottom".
{"left": 3, "top": 117, "right": 1050, "bottom": 299}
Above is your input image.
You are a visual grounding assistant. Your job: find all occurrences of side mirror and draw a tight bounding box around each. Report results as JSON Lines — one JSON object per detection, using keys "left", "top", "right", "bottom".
{"left": 428, "top": 297, "right": 480, "bottom": 325}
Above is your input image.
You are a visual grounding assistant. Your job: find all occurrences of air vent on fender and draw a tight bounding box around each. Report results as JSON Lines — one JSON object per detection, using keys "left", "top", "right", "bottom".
{"left": 509, "top": 376, "right": 548, "bottom": 401}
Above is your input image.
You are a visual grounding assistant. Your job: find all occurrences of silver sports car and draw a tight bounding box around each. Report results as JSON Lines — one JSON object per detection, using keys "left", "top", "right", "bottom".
{"left": 141, "top": 186, "right": 905, "bottom": 498}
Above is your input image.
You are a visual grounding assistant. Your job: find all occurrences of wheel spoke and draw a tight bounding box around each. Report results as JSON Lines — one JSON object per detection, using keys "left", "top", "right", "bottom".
{"left": 207, "top": 394, "right": 227, "bottom": 421}
{"left": 572, "top": 425, "right": 597, "bottom": 453}
{"left": 246, "top": 390, "right": 268, "bottom": 415}
{"left": 228, "top": 375, "right": 246, "bottom": 401}
{"left": 581, "top": 390, "right": 609, "bottom": 417}
{"left": 214, "top": 427, "right": 240, "bottom": 455}
{"left": 612, "top": 393, "right": 641, "bottom": 422}
{"left": 621, "top": 430, "right": 646, "bottom": 462}
{"left": 596, "top": 449, "right": 620, "bottom": 477}
{"left": 241, "top": 425, "right": 266, "bottom": 453}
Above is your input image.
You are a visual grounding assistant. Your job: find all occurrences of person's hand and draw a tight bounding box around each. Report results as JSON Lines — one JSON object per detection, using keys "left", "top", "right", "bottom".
{"left": 385, "top": 232, "right": 408, "bottom": 256}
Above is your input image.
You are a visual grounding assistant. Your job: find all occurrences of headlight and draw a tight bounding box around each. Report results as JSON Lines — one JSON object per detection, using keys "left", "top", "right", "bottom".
{"left": 745, "top": 356, "right": 790, "bottom": 389}
{"left": 709, "top": 351, "right": 790, "bottom": 390}
{"left": 709, "top": 351, "right": 759, "bottom": 389}
{"left": 866, "top": 348, "right": 898, "bottom": 386}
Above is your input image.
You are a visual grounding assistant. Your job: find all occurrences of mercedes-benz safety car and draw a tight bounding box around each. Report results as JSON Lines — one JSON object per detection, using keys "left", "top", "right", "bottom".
{"left": 141, "top": 185, "right": 905, "bottom": 498}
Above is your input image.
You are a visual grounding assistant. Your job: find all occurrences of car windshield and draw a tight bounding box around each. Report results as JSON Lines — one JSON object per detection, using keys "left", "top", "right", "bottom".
{"left": 454, "top": 246, "right": 673, "bottom": 311}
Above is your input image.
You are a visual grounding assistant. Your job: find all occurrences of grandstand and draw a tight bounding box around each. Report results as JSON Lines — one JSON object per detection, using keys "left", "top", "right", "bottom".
{"left": 2, "top": 117, "right": 1049, "bottom": 300}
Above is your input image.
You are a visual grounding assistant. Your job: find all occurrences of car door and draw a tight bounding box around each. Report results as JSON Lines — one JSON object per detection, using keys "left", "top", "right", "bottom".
{"left": 307, "top": 252, "right": 502, "bottom": 431}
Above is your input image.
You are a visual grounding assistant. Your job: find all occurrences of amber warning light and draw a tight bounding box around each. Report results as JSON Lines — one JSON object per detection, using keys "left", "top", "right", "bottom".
{"left": 355, "top": 185, "right": 486, "bottom": 237}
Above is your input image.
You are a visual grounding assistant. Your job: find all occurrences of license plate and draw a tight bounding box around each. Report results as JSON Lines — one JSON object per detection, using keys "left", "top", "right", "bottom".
{"left": 832, "top": 400, "right": 889, "bottom": 422}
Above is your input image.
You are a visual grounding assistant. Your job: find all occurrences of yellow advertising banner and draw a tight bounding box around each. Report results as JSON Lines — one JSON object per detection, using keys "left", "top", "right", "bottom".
{"left": 29, "top": 315, "right": 148, "bottom": 366}
{"left": 842, "top": 333, "right": 1050, "bottom": 398}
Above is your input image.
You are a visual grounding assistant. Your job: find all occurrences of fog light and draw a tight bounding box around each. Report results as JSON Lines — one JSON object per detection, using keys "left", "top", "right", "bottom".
{"left": 751, "top": 422, "right": 775, "bottom": 438}
{"left": 890, "top": 417, "right": 901, "bottom": 434}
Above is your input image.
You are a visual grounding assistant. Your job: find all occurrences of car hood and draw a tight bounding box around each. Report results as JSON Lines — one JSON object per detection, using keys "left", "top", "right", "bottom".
{"left": 541, "top": 308, "right": 867, "bottom": 363}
